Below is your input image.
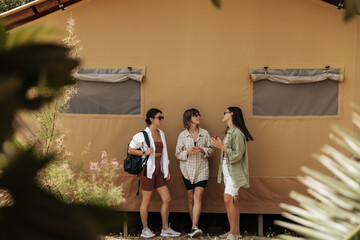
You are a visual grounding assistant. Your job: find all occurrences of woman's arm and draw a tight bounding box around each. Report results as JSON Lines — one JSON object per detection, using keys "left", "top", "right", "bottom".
{"left": 200, "top": 131, "right": 214, "bottom": 158}
{"left": 226, "top": 133, "right": 245, "bottom": 164}
{"left": 211, "top": 131, "right": 245, "bottom": 163}
{"left": 175, "top": 134, "right": 190, "bottom": 160}
{"left": 128, "top": 147, "right": 153, "bottom": 156}
{"left": 128, "top": 132, "right": 153, "bottom": 156}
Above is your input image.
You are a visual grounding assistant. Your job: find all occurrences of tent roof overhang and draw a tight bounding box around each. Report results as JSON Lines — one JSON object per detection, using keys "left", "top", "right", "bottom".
{"left": 0, "top": 0, "right": 82, "bottom": 30}
{"left": 0, "top": 0, "right": 358, "bottom": 30}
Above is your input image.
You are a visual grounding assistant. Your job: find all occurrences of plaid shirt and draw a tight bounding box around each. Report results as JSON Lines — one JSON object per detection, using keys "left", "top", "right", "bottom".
{"left": 175, "top": 127, "right": 214, "bottom": 184}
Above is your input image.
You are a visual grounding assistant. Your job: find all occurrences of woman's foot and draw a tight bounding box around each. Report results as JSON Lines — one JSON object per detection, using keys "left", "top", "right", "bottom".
{"left": 220, "top": 231, "right": 230, "bottom": 238}
{"left": 226, "top": 234, "right": 235, "bottom": 240}
{"left": 188, "top": 227, "right": 203, "bottom": 237}
{"left": 220, "top": 231, "right": 242, "bottom": 238}
{"left": 160, "top": 227, "right": 181, "bottom": 237}
{"left": 141, "top": 228, "right": 156, "bottom": 238}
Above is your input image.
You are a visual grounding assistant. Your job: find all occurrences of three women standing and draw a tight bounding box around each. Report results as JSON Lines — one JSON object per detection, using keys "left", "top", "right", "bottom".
{"left": 128, "top": 108, "right": 181, "bottom": 238}
{"left": 175, "top": 108, "right": 213, "bottom": 237}
{"left": 129, "top": 106, "right": 252, "bottom": 239}
{"left": 212, "top": 107, "right": 254, "bottom": 240}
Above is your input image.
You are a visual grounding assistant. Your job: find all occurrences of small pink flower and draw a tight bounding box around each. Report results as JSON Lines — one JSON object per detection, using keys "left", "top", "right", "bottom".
{"left": 101, "top": 160, "right": 107, "bottom": 165}
{"left": 111, "top": 161, "right": 119, "bottom": 169}
{"left": 90, "top": 162, "right": 99, "bottom": 171}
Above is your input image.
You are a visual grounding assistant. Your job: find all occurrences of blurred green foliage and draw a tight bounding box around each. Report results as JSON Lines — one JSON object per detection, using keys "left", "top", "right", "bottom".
{"left": 0, "top": 20, "right": 123, "bottom": 240}
{"left": 344, "top": 0, "right": 360, "bottom": 21}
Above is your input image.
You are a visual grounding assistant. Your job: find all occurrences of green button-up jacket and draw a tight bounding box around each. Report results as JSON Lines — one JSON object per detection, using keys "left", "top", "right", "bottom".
{"left": 217, "top": 127, "right": 250, "bottom": 188}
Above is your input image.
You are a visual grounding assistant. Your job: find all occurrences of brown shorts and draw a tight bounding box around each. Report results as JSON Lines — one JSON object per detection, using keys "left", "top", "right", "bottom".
{"left": 139, "top": 158, "right": 166, "bottom": 191}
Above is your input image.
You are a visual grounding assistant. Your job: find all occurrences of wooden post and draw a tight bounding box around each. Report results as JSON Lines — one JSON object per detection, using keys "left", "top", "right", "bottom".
{"left": 239, "top": 214, "right": 241, "bottom": 233}
{"left": 258, "top": 214, "right": 263, "bottom": 237}
{"left": 123, "top": 212, "right": 128, "bottom": 237}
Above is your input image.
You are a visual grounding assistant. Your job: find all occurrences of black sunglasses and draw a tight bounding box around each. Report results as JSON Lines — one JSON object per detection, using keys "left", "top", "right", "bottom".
{"left": 224, "top": 111, "right": 231, "bottom": 115}
{"left": 155, "top": 116, "right": 165, "bottom": 120}
{"left": 192, "top": 113, "right": 201, "bottom": 117}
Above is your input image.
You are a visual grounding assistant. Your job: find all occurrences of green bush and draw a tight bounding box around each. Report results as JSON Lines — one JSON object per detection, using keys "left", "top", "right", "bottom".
{"left": 39, "top": 150, "right": 124, "bottom": 207}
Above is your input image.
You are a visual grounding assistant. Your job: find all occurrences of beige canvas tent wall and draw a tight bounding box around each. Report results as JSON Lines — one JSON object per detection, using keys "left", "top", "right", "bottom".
{"left": 8, "top": 0, "right": 360, "bottom": 214}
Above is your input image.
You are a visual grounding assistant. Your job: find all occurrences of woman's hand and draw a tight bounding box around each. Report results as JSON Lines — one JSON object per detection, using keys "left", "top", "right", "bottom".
{"left": 211, "top": 137, "right": 226, "bottom": 152}
{"left": 145, "top": 147, "right": 154, "bottom": 155}
{"left": 194, "top": 146, "right": 205, "bottom": 154}
{"left": 166, "top": 173, "right": 171, "bottom": 181}
{"left": 187, "top": 148, "right": 196, "bottom": 156}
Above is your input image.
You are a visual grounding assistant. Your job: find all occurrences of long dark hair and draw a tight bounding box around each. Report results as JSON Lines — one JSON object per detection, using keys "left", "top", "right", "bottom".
{"left": 226, "top": 106, "right": 254, "bottom": 141}
{"left": 145, "top": 108, "right": 162, "bottom": 125}
{"left": 183, "top": 108, "right": 200, "bottom": 129}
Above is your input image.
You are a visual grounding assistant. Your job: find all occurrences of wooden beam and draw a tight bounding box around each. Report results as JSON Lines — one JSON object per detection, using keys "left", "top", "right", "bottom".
{"left": 1, "top": 0, "right": 82, "bottom": 30}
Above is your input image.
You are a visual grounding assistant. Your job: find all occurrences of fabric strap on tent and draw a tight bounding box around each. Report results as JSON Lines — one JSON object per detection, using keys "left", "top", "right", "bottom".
{"left": 73, "top": 68, "right": 144, "bottom": 83}
{"left": 250, "top": 68, "right": 343, "bottom": 84}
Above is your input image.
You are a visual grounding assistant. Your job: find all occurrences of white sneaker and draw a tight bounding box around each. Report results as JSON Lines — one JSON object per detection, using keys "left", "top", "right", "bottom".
{"left": 141, "top": 228, "right": 156, "bottom": 238}
{"left": 220, "top": 231, "right": 230, "bottom": 238}
{"left": 226, "top": 233, "right": 235, "bottom": 240}
{"left": 160, "top": 227, "right": 181, "bottom": 237}
{"left": 220, "top": 231, "right": 242, "bottom": 238}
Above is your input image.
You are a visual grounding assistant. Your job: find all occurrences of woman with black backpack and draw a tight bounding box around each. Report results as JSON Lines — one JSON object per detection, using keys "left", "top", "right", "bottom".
{"left": 128, "top": 108, "right": 181, "bottom": 238}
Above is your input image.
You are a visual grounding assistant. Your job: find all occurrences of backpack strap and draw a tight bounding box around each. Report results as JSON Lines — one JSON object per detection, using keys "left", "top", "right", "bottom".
{"left": 136, "top": 179, "right": 141, "bottom": 196}
{"left": 141, "top": 131, "right": 150, "bottom": 148}
{"left": 141, "top": 131, "right": 151, "bottom": 176}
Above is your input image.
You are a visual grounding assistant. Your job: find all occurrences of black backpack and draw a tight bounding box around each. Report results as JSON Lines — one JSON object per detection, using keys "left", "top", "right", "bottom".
{"left": 124, "top": 131, "right": 151, "bottom": 175}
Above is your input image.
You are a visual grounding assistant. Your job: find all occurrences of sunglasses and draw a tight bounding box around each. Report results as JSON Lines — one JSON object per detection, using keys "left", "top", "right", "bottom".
{"left": 155, "top": 116, "right": 165, "bottom": 120}
{"left": 224, "top": 111, "right": 232, "bottom": 115}
{"left": 192, "top": 113, "right": 201, "bottom": 117}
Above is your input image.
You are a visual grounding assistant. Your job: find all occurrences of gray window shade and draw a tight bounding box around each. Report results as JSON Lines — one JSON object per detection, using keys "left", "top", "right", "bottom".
{"left": 65, "top": 68, "right": 143, "bottom": 115}
{"left": 251, "top": 68, "right": 341, "bottom": 116}
{"left": 253, "top": 80, "right": 338, "bottom": 116}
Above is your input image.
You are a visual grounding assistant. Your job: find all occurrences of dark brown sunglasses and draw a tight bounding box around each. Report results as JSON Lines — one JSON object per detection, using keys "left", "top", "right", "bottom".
{"left": 193, "top": 113, "right": 201, "bottom": 117}
{"left": 155, "top": 116, "right": 165, "bottom": 120}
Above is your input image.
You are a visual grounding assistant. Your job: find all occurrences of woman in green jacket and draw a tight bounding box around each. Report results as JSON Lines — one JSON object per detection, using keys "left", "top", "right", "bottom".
{"left": 212, "top": 107, "right": 254, "bottom": 240}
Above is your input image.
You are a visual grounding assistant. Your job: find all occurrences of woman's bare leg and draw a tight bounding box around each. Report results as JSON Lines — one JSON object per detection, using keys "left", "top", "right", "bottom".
{"left": 140, "top": 190, "right": 153, "bottom": 229}
{"left": 186, "top": 189, "right": 194, "bottom": 224}
{"left": 224, "top": 194, "right": 236, "bottom": 235}
{"left": 192, "top": 187, "right": 204, "bottom": 228}
{"left": 156, "top": 185, "right": 171, "bottom": 229}
{"left": 234, "top": 195, "right": 240, "bottom": 235}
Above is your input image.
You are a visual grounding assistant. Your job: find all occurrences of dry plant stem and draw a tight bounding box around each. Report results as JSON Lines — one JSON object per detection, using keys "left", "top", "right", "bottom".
{"left": 46, "top": 100, "right": 58, "bottom": 155}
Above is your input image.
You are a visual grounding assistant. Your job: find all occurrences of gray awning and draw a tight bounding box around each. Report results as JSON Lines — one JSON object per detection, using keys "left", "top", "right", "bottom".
{"left": 73, "top": 68, "right": 144, "bottom": 83}
{"left": 250, "top": 68, "right": 343, "bottom": 84}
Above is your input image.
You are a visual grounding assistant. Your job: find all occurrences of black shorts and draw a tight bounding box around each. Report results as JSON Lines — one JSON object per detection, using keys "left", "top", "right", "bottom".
{"left": 182, "top": 175, "right": 207, "bottom": 190}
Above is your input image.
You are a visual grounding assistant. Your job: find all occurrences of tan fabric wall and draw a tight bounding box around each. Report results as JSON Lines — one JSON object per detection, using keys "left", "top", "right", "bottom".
{"left": 17, "top": 0, "right": 359, "bottom": 213}
{"left": 355, "top": 16, "right": 360, "bottom": 135}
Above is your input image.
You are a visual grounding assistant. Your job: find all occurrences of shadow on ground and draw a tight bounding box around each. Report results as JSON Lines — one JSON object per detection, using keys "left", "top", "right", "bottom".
{"left": 101, "top": 212, "right": 294, "bottom": 239}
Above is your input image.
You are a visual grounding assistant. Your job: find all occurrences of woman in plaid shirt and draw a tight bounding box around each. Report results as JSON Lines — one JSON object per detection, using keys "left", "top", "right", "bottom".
{"left": 175, "top": 108, "right": 214, "bottom": 237}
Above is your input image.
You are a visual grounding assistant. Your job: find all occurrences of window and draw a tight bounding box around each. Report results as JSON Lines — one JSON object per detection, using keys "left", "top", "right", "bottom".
{"left": 65, "top": 67, "right": 145, "bottom": 116}
{"left": 249, "top": 66, "right": 344, "bottom": 118}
